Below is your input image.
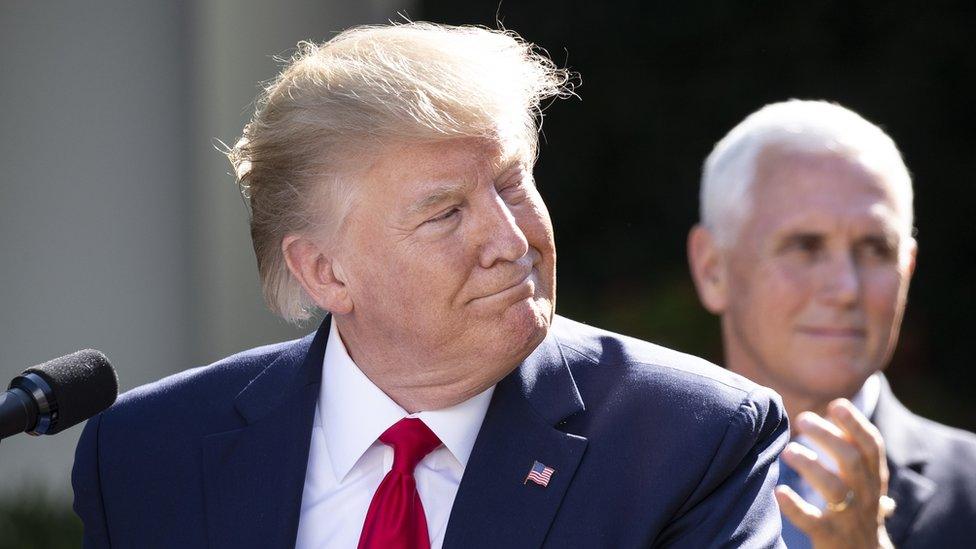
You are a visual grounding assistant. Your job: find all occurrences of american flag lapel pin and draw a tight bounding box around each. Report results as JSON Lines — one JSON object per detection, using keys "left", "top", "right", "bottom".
{"left": 524, "top": 460, "right": 555, "bottom": 487}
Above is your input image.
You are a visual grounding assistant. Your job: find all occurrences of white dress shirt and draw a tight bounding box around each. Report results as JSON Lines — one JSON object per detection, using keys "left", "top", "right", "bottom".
{"left": 294, "top": 319, "right": 495, "bottom": 549}
{"left": 791, "top": 372, "right": 882, "bottom": 509}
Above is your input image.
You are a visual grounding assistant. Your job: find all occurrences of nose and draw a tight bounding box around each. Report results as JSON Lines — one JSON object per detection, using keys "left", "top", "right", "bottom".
{"left": 476, "top": 191, "right": 530, "bottom": 269}
{"left": 819, "top": 251, "right": 860, "bottom": 307}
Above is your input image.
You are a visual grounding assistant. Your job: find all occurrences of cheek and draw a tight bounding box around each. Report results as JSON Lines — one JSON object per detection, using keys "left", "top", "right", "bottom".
{"left": 394, "top": 239, "right": 473, "bottom": 302}
{"left": 861, "top": 269, "right": 905, "bottom": 324}
{"left": 515, "top": 194, "right": 556, "bottom": 257}
{"left": 769, "top": 263, "right": 815, "bottom": 309}
{"left": 732, "top": 261, "right": 812, "bottom": 327}
{"left": 345, "top": 230, "right": 466, "bottom": 312}
{"left": 518, "top": 207, "right": 556, "bottom": 298}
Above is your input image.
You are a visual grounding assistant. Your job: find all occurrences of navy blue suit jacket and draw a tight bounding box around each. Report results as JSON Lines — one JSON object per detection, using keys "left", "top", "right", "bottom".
{"left": 875, "top": 376, "right": 976, "bottom": 547}
{"left": 73, "top": 316, "right": 788, "bottom": 548}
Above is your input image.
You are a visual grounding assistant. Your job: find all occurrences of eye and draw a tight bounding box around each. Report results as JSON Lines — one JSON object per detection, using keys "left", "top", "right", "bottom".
{"left": 858, "top": 237, "right": 897, "bottom": 261}
{"left": 427, "top": 207, "right": 460, "bottom": 224}
{"left": 498, "top": 177, "right": 529, "bottom": 203}
{"left": 781, "top": 234, "right": 823, "bottom": 256}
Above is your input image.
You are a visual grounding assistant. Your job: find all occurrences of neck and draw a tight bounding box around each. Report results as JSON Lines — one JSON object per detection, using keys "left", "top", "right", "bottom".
{"left": 721, "top": 321, "right": 841, "bottom": 428}
{"left": 772, "top": 388, "right": 831, "bottom": 428}
{"left": 725, "top": 358, "right": 860, "bottom": 428}
{"left": 332, "top": 316, "right": 511, "bottom": 413}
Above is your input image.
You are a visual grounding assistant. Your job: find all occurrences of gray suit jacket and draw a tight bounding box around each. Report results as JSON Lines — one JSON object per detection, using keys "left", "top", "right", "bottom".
{"left": 876, "top": 376, "right": 976, "bottom": 547}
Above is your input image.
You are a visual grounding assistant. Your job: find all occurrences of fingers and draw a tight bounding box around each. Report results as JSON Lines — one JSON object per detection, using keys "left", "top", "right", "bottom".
{"left": 826, "top": 399, "right": 888, "bottom": 484}
{"left": 782, "top": 402, "right": 893, "bottom": 547}
{"left": 794, "top": 410, "right": 869, "bottom": 487}
{"left": 781, "top": 442, "right": 850, "bottom": 505}
{"left": 775, "top": 484, "right": 822, "bottom": 535}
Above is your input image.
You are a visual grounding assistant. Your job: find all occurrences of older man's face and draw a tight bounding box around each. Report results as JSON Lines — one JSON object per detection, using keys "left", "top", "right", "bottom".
{"left": 332, "top": 136, "right": 555, "bottom": 393}
{"left": 721, "top": 148, "right": 915, "bottom": 402}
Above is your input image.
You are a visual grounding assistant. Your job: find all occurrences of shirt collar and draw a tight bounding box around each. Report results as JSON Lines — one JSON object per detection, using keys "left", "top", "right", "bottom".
{"left": 851, "top": 371, "right": 881, "bottom": 420}
{"left": 320, "top": 318, "right": 495, "bottom": 482}
{"left": 414, "top": 386, "right": 494, "bottom": 470}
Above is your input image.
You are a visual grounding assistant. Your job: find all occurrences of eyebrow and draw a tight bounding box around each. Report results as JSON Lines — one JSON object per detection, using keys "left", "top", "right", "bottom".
{"left": 778, "top": 231, "right": 823, "bottom": 241}
{"left": 406, "top": 158, "right": 524, "bottom": 217}
{"left": 772, "top": 227, "right": 902, "bottom": 249}
{"left": 772, "top": 231, "right": 823, "bottom": 250}
{"left": 856, "top": 232, "right": 900, "bottom": 248}
{"left": 407, "top": 182, "right": 469, "bottom": 217}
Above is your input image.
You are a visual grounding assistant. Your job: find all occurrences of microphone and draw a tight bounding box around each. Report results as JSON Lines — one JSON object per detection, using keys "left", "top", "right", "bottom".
{"left": 0, "top": 349, "right": 118, "bottom": 441}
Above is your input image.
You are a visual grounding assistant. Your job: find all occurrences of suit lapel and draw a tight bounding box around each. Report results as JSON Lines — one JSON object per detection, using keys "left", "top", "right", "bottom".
{"left": 884, "top": 461, "right": 935, "bottom": 544}
{"left": 872, "top": 376, "right": 936, "bottom": 545}
{"left": 202, "top": 319, "right": 329, "bottom": 549}
{"left": 443, "top": 334, "right": 587, "bottom": 549}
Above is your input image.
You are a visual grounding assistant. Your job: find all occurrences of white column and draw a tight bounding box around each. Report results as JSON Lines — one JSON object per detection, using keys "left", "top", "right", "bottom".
{"left": 0, "top": 0, "right": 414, "bottom": 498}
{"left": 0, "top": 0, "right": 192, "bottom": 497}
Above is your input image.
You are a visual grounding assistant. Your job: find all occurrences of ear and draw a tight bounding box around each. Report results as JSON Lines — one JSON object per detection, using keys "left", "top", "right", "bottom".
{"left": 281, "top": 233, "right": 353, "bottom": 315}
{"left": 687, "top": 224, "right": 730, "bottom": 314}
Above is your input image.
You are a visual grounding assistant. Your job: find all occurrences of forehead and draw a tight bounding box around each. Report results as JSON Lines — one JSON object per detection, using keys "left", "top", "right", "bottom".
{"left": 746, "top": 148, "right": 905, "bottom": 235}
{"left": 362, "top": 136, "right": 526, "bottom": 195}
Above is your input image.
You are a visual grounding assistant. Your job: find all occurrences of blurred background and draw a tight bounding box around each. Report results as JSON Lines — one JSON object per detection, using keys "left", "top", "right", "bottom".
{"left": 1, "top": 1, "right": 973, "bottom": 545}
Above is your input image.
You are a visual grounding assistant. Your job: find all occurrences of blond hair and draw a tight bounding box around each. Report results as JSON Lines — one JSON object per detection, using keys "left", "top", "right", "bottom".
{"left": 227, "top": 22, "right": 573, "bottom": 323}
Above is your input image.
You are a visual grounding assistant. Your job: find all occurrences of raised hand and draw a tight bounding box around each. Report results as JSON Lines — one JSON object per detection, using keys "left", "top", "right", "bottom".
{"left": 775, "top": 399, "right": 895, "bottom": 549}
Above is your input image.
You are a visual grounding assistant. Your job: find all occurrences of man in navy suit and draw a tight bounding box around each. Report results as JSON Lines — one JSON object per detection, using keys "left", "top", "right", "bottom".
{"left": 73, "top": 23, "right": 788, "bottom": 548}
{"left": 688, "top": 100, "right": 976, "bottom": 548}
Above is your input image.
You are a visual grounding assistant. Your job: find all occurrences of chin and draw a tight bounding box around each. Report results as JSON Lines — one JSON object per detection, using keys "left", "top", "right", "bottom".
{"left": 793, "top": 359, "right": 874, "bottom": 398}
{"left": 500, "top": 297, "right": 551, "bottom": 352}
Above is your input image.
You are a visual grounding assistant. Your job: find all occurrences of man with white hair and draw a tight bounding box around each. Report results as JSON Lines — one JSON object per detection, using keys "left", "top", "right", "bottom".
{"left": 689, "top": 99, "right": 976, "bottom": 548}
{"left": 72, "top": 23, "right": 788, "bottom": 548}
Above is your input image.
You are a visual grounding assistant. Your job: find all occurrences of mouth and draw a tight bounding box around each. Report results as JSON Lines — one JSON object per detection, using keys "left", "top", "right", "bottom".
{"left": 796, "top": 326, "right": 866, "bottom": 339}
{"left": 469, "top": 271, "right": 536, "bottom": 305}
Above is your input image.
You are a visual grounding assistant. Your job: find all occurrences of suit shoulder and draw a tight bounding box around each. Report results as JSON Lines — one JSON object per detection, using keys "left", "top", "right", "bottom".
{"left": 552, "top": 315, "right": 780, "bottom": 413}
{"left": 98, "top": 335, "right": 311, "bottom": 432}
{"left": 878, "top": 387, "right": 976, "bottom": 469}
{"left": 549, "top": 316, "right": 789, "bottom": 533}
{"left": 911, "top": 413, "right": 976, "bottom": 466}
{"left": 919, "top": 415, "right": 976, "bottom": 446}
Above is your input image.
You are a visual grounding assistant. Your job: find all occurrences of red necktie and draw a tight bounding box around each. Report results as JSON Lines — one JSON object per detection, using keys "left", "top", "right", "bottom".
{"left": 358, "top": 418, "right": 443, "bottom": 549}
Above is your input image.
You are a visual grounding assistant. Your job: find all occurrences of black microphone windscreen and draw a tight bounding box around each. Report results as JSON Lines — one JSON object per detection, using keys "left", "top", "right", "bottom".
{"left": 23, "top": 349, "right": 118, "bottom": 434}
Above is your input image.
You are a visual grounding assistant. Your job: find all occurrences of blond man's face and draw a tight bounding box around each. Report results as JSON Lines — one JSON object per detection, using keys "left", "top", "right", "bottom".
{"left": 331, "top": 136, "right": 556, "bottom": 392}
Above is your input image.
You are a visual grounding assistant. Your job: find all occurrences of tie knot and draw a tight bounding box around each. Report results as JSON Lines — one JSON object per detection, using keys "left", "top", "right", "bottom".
{"left": 379, "top": 418, "right": 442, "bottom": 473}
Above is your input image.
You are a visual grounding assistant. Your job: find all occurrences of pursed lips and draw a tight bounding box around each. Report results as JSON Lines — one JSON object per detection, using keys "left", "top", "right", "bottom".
{"left": 468, "top": 267, "right": 536, "bottom": 304}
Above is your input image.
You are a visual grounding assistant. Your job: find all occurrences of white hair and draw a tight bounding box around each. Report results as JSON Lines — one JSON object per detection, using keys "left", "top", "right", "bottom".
{"left": 227, "top": 22, "right": 573, "bottom": 323}
{"left": 700, "top": 99, "right": 914, "bottom": 247}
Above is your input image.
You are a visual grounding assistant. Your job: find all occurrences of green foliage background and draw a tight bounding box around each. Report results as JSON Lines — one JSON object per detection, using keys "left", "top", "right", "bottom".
{"left": 428, "top": 0, "right": 976, "bottom": 431}
{"left": 0, "top": 487, "right": 81, "bottom": 549}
